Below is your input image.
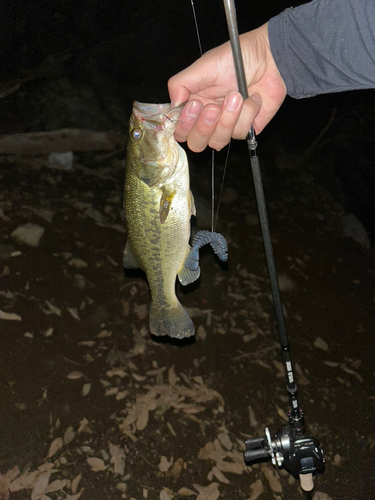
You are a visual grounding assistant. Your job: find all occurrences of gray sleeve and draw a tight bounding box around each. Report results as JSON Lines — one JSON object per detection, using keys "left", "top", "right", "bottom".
{"left": 268, "top": 0, "right": 375, "bottom": 98}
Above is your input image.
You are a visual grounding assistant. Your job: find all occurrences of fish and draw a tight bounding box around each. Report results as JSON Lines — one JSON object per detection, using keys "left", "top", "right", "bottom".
{"left": 123, "top": 101, "right": 200, "bottom": 339}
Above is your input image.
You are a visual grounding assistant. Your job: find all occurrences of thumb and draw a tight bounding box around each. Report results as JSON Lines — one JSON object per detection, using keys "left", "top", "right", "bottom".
{"left": 233, "top": 93, "right": 262, "bottom": 138}
{"left": 168, "top": 78, "right": 191, "bottom": 108}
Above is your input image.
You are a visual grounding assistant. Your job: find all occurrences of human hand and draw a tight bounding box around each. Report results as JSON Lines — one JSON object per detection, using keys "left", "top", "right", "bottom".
{"left": 168, "top": 23, "right": 287, "bottom": 152}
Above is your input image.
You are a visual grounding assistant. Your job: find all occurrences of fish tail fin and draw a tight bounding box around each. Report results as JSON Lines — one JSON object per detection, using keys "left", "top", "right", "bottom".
{"left": 149, "top": 301, "right": 195, "bottom": 339}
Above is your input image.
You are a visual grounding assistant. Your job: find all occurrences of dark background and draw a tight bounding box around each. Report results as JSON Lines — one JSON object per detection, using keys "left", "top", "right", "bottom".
{"left": 0, "top": 0, "right": 374, "bottom": 243}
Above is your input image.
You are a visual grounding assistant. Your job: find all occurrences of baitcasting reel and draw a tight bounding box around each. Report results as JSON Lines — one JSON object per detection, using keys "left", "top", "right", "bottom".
{"left": 244, "top": 409, "right": 325, "bottom": 492}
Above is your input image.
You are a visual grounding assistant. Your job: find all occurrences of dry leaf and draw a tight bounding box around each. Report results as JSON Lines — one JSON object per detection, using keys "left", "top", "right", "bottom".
{"left": 146, "top": 366, "right": 166, "bottom": 377}
{"left": 9, "top": 470, "right": 39, "bottom": 491}
{"left": 168, "top": 365, "right": 178, "bottom": 386}
{"left": 116, "top": 390, "right": 128, "bottom": 401}
{"left": 106, "top": 368, "right": 127, "bottom": 378}
{"left": 160, "top": 489, "right": 172, "bottom": 500}
{"left": 275, "top": 404, "right": 289, "bottom": 422}
{"left": 262, "top": 465, "right": 282, "bottom": 493}
{"left": 31, "top": 472, "right": 51, "bottom": 500}
{"left": 216, "top": 460, "right": 244, "bottom": 475}
{"left": 247, "top": 478, "right": 264, "bottom": 500}
{"left": 105, "top": 387, "right": 119, "bottom": 397}
{"left": 82, "top": 383, "right": 91, "bottom": 396}
{"left": 63, "top": 426, "right": 75, "bottom": 445}
{"left": 312, "top": 492, "right": 334, "bottom": 500}
{"left": 178, "top": 487, "right": 196, "bottom": 496}
{"left": 0, "top": 309, "right": 22, "bottom": 321}
{"left": 212, "top": 466, "right": 230, "bottom": 484}
{"left": 295, "top": 362, "right": 310, "bottom": 386}
{"left": 67, "top": 308, "right": 80, "bottom": 320}
{"left": 0, "top": 466, "right": 19, "bottom": 499}
{"left": 65, "top": 490, "right": 84, "bottom": 500}
{"left": 45, "top": 479, "right": 67, "bottom": 493}
{"left": 67, "top": 371, "right": 85, "bottom": 380}
{"left": 314, "top": 337, "right": 328, "bottom": 351}
{"left": 248, "top": 407, "right": 258, "bottom": 428}
{"left": 37, "top": 463, "right": 55, "bottom": 473}
{"left": 136, "top": 406, "right": 149, "bottom": 430}
{"left": 43, "top": 301, "right": 62, "bottom": 316}
{"left": 78, "top": 340, "right": 96, "bottom": 347}
{"left": 44, "top": 327, "right": 53, "bottom": 337}
{"left": 96, "top": 329, "right": 112, "bottom": 338}
{"left": 198, "top": 442, "right": 215, "bottom": 460}
{"left": 195, "top": 482, "right": 220, "bottom": 500}
{"left": 78, "top": 417, "right": 92, "bottom": 433}
{"left": 323, "top": 360, "right": 339, "bottom": 368}
{"left": 217, "top": 432, "right": 232, "bottom": 451}
{"left": 109, "top": 443, "right": 125, "bottom": 475}
{"left": 166, "top": 457, "right": 184, "bottom": 479}
{"left": 48, "top": 437, "right": 63, "bottom": 458}
{"left": 272, "top": 360, "right": 285, "bottom": 378}
{"left": 87, "top": 457, "right": 107, "bottom": 472}
{"left": 71, "top": 473, "right": 82, "bottom": 494}
{"left": 158, "top": 456, "right": 172, "bottom": 473}
{"left": 180, "top": 403, "right": 205, "bottom": 414}
{"left": 68, "top": 258, "right": 87, "bottom": 269}
{"left": 208, "top": 451, "right": 225, "bottom": 463}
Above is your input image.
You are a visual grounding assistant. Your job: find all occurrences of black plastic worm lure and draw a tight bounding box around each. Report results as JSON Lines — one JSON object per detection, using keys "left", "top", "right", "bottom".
{"left": 185, "top": 230, "right": 228, "bottom": 272}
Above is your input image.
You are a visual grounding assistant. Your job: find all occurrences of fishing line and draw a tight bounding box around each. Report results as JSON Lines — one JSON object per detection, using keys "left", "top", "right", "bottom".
{"left": 190, "top": 0, "right": 228, "bottom": 234}
{"left": 190, "top": 0, "right": 203, "bottom": 56}
{"left": 213, "top": 141, "right": 230, "bottom": 232}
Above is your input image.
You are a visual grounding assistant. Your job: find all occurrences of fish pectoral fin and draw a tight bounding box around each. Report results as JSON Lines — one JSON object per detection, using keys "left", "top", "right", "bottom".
{"left": 159, "top": 187, "right": 175, "bottom": 224}
{"left": 123, "top": 241, "right": 140, "bottom": 269}
{"left": 178, "top": 246, "right": 200, "bottom": 285}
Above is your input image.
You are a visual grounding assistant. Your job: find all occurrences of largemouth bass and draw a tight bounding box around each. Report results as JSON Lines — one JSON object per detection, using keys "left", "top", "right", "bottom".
{"left": 123, "top": 102, "right": 199, "bottom": 339}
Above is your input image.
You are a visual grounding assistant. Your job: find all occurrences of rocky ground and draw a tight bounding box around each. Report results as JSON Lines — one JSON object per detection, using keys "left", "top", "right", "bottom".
{"left": 0, "top": 132, "right": 374, "bottom": 500}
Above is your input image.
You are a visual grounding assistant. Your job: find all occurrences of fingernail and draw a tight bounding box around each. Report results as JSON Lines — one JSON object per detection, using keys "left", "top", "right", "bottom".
{"left": 250, "top": 93, "right": 261, "bottom": 103}
{"left": 203, "top": 108, "right": 220, "bottom": 126}
{"left": 187, "top": 100, "right": 202, "bottom": 119}
{"left": 170, "top": 100, "right": 175, "bottom": 109}
{"left": 226, "top": 91, "right": 242, "bottom": 112}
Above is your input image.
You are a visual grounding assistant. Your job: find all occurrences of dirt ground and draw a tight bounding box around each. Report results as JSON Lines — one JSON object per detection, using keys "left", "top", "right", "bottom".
{"left": 0, "top": 134, "right": 374, "bottom": 500}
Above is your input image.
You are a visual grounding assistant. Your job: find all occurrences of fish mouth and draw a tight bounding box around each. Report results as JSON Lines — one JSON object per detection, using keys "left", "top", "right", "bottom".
{"left": 133, "top": 101, "right": 185, "bottom": 129}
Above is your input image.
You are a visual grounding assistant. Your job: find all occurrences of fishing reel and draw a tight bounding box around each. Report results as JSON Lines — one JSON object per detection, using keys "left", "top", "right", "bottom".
{"left": 244, "top": 409, "right": 325, "bottom": 492}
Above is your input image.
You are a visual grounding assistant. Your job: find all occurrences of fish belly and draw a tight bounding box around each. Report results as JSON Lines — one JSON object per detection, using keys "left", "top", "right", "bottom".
{"left": 124, "top": 169, "right": 194, "bottom": 339}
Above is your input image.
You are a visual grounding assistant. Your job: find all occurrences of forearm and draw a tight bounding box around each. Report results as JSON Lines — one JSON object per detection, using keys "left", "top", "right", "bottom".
{"left": 268, "top": 0, "right": 375, "bottom": 98}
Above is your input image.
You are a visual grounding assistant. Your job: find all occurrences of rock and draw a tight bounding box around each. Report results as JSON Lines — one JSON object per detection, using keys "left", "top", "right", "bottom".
{"left": 342, "top": 213, "right": 370, "bottom": 248}
{"left": 48, "top": 151, "right": 74, "bottom": 170}
{"left": 11, "top": 223, "right": 45, "bottom": 247}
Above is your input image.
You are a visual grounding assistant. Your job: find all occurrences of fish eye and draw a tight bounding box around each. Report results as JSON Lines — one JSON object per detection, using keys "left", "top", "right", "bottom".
{"left": 131, "top": 128, "right": 142, "bottom": 141}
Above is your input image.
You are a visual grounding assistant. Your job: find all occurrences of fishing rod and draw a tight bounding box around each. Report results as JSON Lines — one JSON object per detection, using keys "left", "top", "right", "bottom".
{"left": 222, "top": 0, "right": 325, "bottom": 493}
